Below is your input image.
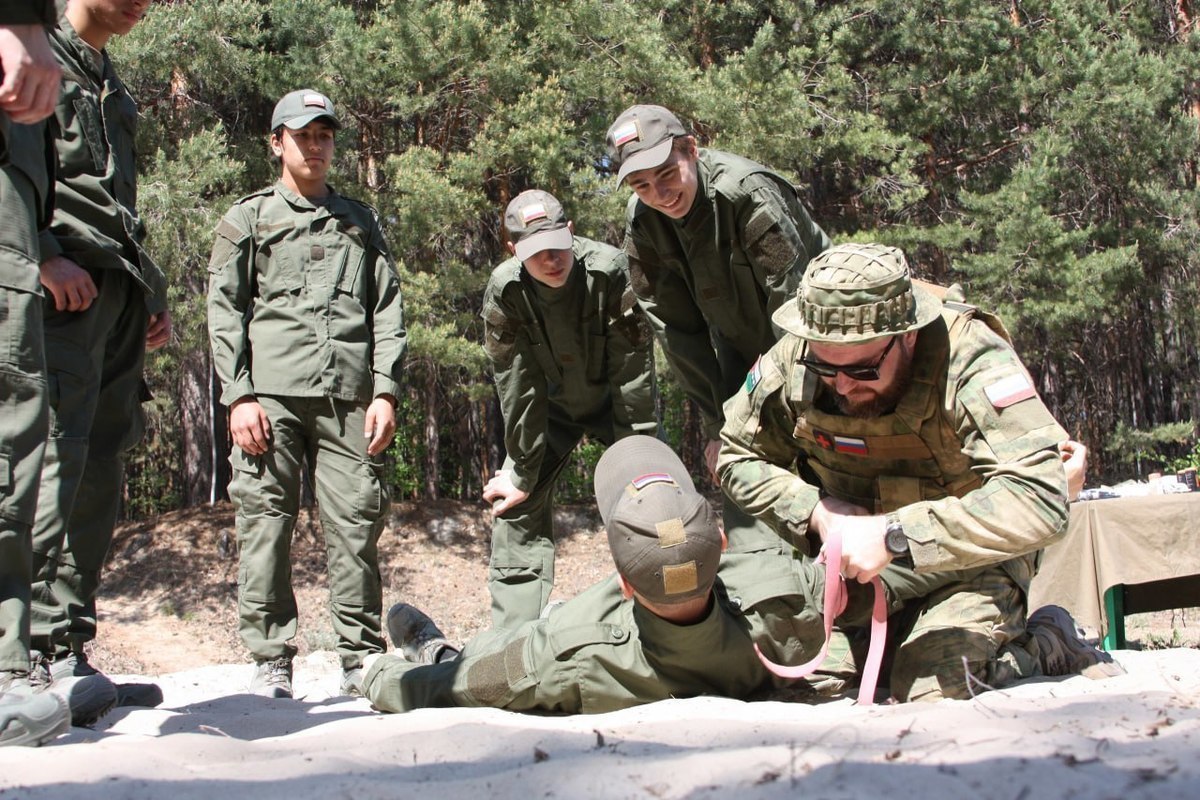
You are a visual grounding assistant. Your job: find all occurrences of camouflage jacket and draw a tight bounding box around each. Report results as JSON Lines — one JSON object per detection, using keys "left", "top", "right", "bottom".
{"left": 622, "top": 148, "right": 829, "bottom": 439}
{"left": 481, "top": 236, "right": 656, "bottom": 492}
{"left": 717, "top": 306, "right": 1069, "bottom": 587}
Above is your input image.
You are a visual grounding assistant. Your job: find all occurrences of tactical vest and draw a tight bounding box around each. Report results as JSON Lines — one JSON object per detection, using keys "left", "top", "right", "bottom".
{"left": 789, "top": 303, "right": 1007, "bottom": 513}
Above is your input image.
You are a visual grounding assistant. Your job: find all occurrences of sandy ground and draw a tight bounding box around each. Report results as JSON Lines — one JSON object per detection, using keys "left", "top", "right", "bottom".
{"left": 3, "top": 501, "right": 1198, "bottom": 798}
{"left": 1, "top": 648, "right": 1197, "bottom": 798}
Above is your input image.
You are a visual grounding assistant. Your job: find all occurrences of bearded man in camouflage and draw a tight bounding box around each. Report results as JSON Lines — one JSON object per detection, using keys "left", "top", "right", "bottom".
{"left": 717, "top": 242, "right": 1121, "bottom": 701}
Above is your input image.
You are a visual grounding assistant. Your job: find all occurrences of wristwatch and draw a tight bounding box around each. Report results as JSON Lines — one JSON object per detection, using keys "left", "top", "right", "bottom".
{"left": 884, "top": 513, "right": 909, "bottom": 558}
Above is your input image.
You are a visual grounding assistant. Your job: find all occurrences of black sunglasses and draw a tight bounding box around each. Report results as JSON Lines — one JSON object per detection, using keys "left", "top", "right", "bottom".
{"left": 800, "top": 336, "right": 898, "bottom": 382}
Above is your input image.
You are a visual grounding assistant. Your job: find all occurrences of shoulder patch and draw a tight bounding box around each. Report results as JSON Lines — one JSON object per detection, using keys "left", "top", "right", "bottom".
{"left": 744, "top": 357, "right": 763, "bottom": 393}
{"left": 984, "top": 372, "right": 1037, "bottom": 409}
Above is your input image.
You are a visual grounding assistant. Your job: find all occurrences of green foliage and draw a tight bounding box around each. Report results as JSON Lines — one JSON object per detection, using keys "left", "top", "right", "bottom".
{"left": 1106, "top": 420, "right": 1196, "bottom": 472}
{"left": 104, "top": 0, "right": 1200, "bottom": 515}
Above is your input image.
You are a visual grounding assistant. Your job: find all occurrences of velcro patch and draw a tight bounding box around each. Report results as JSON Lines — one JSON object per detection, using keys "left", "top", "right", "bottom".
{"left": 744, "top": 357, "right": 762, "bottom": 393}
{"left": 630, "top": 473, "right": 675, "bottom": 491}
{"left": 655, "top": 518, "right": 687, "bottom": 547}
{"left": 520, "top": 203, "right": 548, "bottom": 225}
{"left": 662, "top": 562, "right": 699, "bottom": 596}
{"left": 303, "top": 93, "right": 327, "bottom": 108}
{"left": 984, "top": 372, "right": 1036, "bottom": 408}
{"left": 813, "top": 429, "right": 834, "bottom": 450}
{"left": 833, "top": 435, "right": 868, "bottom": 455}
{"left": 612, "top": 119, "right": 641, "bottom": 146}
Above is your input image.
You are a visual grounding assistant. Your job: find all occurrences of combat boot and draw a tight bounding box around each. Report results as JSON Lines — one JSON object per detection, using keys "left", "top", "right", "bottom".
{"left": 340, "top": 667, "right": 364, "bottom": 697}
{"left": 386, "top": 603, "right": 459, "bottom": 665}
{"left": 0, "top": 672, "right": 71, "bottom": 748}
{"left": 48, "top": 650, "right": 162, "bottom": 712}
{"left": 250, "top": 656, "right": 294, "bottom": 698}
{"left": 1029, "top": 605, "right": 1126, "bottom": 679}
{"left": 36, "top": 651, "right": 118, "bottom": 727}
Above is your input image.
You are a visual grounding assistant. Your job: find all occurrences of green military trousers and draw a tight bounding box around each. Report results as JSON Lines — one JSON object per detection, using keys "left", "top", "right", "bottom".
{"left": 0, "top": 151, "right": 49, "bottom": 675}
{"left": 229, "top": 395, "right": 388, "bottom": 669}
{"left": 488, "top": 420, "right": 613, "bottom": 630}
{"left": 29, "top": 268, "right": 147, "bottom": 659}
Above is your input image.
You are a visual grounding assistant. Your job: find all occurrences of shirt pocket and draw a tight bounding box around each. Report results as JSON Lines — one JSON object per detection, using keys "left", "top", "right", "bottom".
{"left": 256, "top": 240, "right": 304, "bottom": 298}
{"left": 56, "top": 83, "right": 106, "bottom": 175}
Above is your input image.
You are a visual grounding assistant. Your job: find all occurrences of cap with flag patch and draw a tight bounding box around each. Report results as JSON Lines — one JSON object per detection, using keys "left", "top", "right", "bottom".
{"left": 594, "top": 436, "right": 721, "bottom": 605}
{"left": 271, "top": 89, "right": 340, "bottom": 131}
{"left": 605, "top": 104, "right": 689, "bottom": 184}
{"left": 504, "top": 189, "right": 574, "bottom": 262}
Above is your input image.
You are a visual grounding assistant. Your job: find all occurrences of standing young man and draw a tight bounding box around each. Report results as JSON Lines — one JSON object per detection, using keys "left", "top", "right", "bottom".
{"left": 29, "top": 0, "right": 168, "bottom": 725}
{"left": 605, "top": 104, "right": 829, "bottom": 554}
{"left": 0, "top": 0, "right": 72, "bottom": 747}
{"left": 480, "top": 189, "right": 656, "bottom": 628}
{"left": 207, "top": 89, "right": 406, "bottom": 698}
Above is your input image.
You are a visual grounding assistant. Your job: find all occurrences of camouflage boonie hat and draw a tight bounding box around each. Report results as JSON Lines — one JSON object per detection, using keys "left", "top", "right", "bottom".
{"left": 594, "top": 436, "right": 721, "bottom": 605}
{"left": 271, "top": 89, "right": 340, "bottom": 131}
{"left": 605, "top": 104, "right": 688, "bottom": 185}
{"left": 504, "top": 190, "right": 574, "bottom": 262}
{"left": 773, "top": 243, "right": 943, "bottom": 343}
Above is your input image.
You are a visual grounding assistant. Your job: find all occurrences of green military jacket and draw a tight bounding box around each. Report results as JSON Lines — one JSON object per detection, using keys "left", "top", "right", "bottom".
{"left": 623, "top": 148, "right": 830, "bottom": 439}
{"left": 37, "top": 13, "right": 166, "bottom": 312}
{"left": 207, "top": 182, "right": 406, "bottom": 406}
{"left": 481, "top": 236, "right": 656, "bottom": 493}
{"left": 374, "top": 575, "right": 767, "bottom": 714}
{"left": 718, "top": 306, "right": 1070, "bottom": 588}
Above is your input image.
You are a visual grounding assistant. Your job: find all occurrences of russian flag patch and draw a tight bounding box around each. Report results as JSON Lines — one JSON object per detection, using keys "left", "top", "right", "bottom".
{"left": 833, "top": 435, "right": 868, "bottom": 456}
{"left": 612, "top": 119, "right": 641, "bottom": 146}
{"left": 630, "top": 472, "right": 676, "bottom": 491}
{"left": 520, "top": 203, "right": 548, "bottom": 225}
{"left": 984, "top": 372, "right": 1036, "bottom": 409}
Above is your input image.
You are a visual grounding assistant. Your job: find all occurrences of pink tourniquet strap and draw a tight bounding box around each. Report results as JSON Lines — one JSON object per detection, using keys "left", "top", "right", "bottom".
{"left": 753, "top": 533, "right": 889, "bottom": 705}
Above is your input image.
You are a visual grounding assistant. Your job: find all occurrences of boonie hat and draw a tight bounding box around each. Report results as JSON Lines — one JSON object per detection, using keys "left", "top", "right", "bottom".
{"left": 594, "top": 436, "right": 721, "bottom": 605}
{"left": 606, "top": 104, "right": 688, "bottom": 184}
{"left": 773, "top": 243, "right": 943, "bottom": 343}
{"left": 271, "top": 89, "right": 340, "bottom": 131}
{"left": 504, "top": 190, "right": 573, "bottom": 262}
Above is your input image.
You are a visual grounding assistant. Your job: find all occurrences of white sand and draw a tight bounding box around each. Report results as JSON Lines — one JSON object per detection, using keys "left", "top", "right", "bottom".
{"left": 2, "top": 648, "right": 1197, "bottom": 799}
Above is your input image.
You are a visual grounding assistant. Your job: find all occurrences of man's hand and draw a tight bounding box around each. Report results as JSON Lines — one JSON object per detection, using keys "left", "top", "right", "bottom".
{"left": 1058, "top": 439, "right": 1088, "bottom": 502}
{"left": 364, "top": 395, "right": 396, "bottom": 456}
{"left": 230, "top": 397, "right": 271, "bottom": 456}
{"left": 145, "top": 310, "right": 172, "bottom": 351}
{"left": 808, "top": 496, "right": 891, "bottom": 583}
{"left": 704, "top": 438, "right": 721, "bottom": 483}
{"left": 39, "top": 256, "right": 98, "bottom": 312}
{"left": 0, "top": 24, "right": 61, "bottom": 124}
{"left": 483, "top": 469, "right": 529, "bottom": 516}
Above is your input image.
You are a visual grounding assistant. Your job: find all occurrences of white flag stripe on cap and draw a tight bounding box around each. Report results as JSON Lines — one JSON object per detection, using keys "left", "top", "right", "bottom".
{"left": 984, "top": 372, "right": 1036, "bottom": 408}
{"left": 303, "top": 93, "right": 327, "bottom": 108}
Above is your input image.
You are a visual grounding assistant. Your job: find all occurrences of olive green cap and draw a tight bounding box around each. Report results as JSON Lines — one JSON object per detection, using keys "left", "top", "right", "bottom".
{"left": 271, "top": 89, "right": 340, "bottom": 131}
{"left": 773, "top": 243, "right": 943, "bottom": 343}
{"left": 605, "top": 104, "right": 688, "bottom": 184}
{"left": 503, "top": 189, "right": 573, "bottom": 262}
{"left": 594, "top": 436, "right": 721, "bottom": 605}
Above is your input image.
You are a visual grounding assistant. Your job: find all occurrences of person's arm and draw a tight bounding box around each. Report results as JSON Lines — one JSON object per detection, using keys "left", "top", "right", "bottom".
{"left": 367, "top": 218, "right": 406, "bottom": 402}
{"left": 603, "top": 256, "right": 657, "bottom": 439}
{"left": 717, "top": 336, "right": 822, "bottom": 554}
{"left": 0, "top": 18, "right": 60, "bottom": 124}
{"left": 889, "top": 324, "right": 1070, "bottom": 573}
{"left": 738, "top": 175, "right": 830, "bottom": 321}
{"left": 623, "top": 218, "right": 725, "bottom": 438}
{"left": 481, "top": 284, "right": 549, "bottom": 497}
{"left": 206, "top": 208, "right": 257, "bottom": 410}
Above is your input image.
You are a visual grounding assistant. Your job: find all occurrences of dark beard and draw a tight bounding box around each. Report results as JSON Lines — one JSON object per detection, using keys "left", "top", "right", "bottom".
{"left": 832, "top": 366, "right": 914, "bottom": 418}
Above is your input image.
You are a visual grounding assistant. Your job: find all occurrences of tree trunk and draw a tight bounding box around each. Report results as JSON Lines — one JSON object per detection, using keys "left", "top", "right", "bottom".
{"left": 179, "top": 349, "right": 213, "bottom": 506}
{"left": 423, "top": 368, "right": 440, "bottom": 499}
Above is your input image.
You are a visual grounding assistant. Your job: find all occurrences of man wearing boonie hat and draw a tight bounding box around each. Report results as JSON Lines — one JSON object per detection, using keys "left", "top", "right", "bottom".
{"left": 716, "top": 243, "right": 1122, "bottom": 701}
{"left": 479, "top": 189, "right": 656, "bottom": 629}
{"left": 604, "top": 103, "right": 830, "bottom": 557}
{"left": 361, "top": 436, "right": 769, "bottom": 714}
{"left": 207, "top": 88, "right": 406, "bottom": 700}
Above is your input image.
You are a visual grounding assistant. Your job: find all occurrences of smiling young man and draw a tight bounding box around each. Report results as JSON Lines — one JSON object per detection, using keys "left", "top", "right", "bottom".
{"left": 207, "top": 89, "right": 406, "bottom": 699}
{"left": 605, "top": 104, "right": 830, "bottom": 556}
{"left": 28, "top": 0, "right": 168, "bottom": 726}
{"left": 717, "top": 243, "right": 1121, "bottom": 701}
{"left": 480, "top": 189, "right": 657, "bottom": 629}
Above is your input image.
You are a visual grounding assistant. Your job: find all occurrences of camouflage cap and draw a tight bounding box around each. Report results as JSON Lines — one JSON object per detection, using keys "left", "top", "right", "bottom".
{"left": 594, "top": 436, "right": 721, "bottom": 605}
{"left": 773, "top": 243, "right": 943, "bottom": 343}
{"left": 605, "top": 104, "right": 688, "bottom": 185}
{"left": 504, "top": 190, "right": 574, "bottom": 262}
{"left": 271, "top": 89, "right": 340, "bottom": 131}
